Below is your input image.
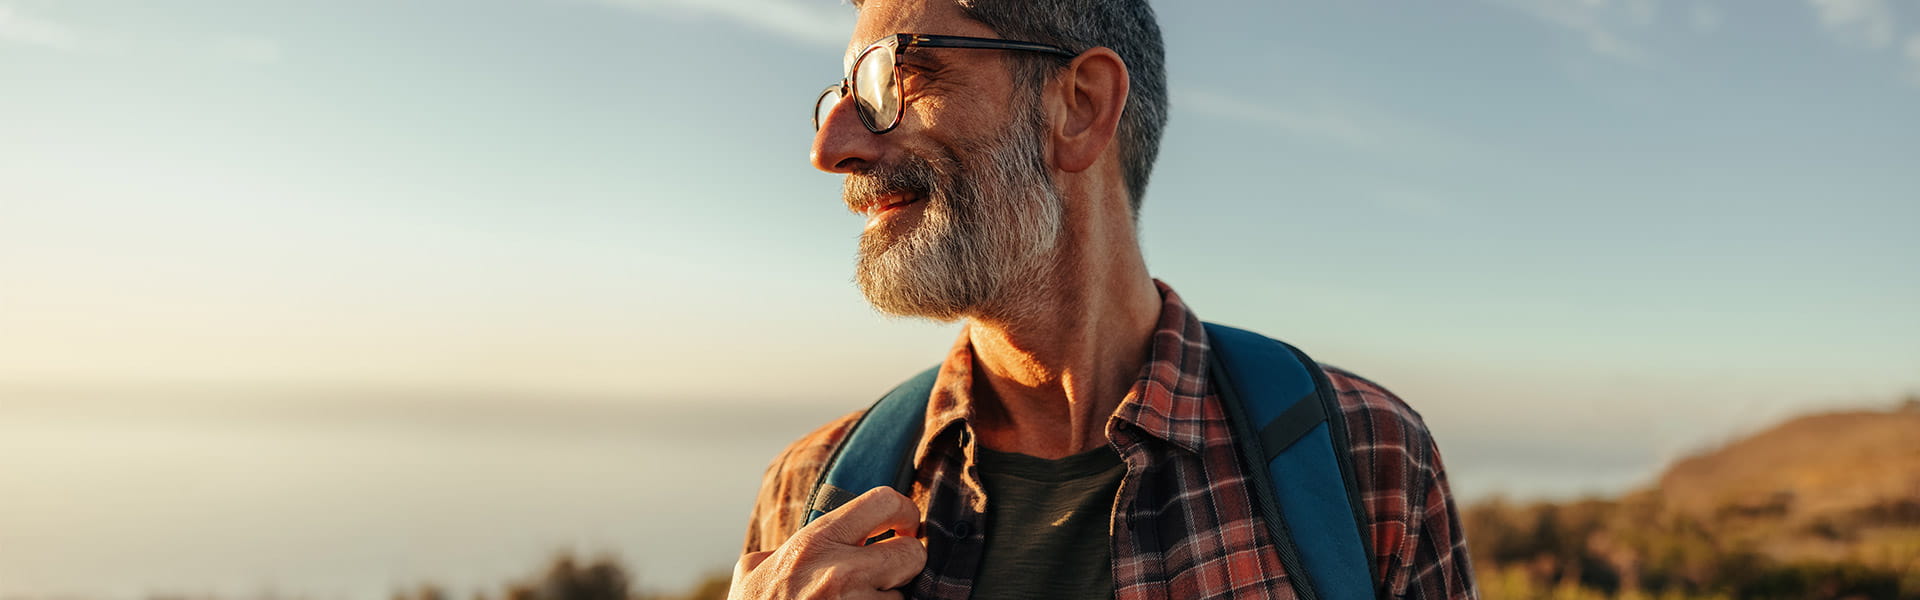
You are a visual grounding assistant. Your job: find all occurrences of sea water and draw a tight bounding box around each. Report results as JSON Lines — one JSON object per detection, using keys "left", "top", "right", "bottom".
{"left": 0, "top": 393, "right": 845, "bottom": 600}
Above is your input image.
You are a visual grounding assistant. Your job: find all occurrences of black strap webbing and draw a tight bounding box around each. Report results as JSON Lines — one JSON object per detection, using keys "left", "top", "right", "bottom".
{"left": 1257, "top": 392, "right": 1328, "bottom": 460}
{"left": 807, "top": 483, "right": 860, "bottom": 516}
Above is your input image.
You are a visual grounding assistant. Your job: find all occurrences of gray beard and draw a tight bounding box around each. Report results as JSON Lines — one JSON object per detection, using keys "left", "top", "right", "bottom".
{"left": 850, "top": 114, "right": 1063, "bottom": 322}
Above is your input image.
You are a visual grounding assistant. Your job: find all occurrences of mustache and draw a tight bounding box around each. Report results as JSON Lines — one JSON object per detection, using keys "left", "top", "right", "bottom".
{"left": 843, "top": 155, "right": 939, "bottom": 214}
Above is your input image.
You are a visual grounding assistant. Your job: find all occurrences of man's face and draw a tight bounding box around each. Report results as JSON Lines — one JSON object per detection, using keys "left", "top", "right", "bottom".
{"left": 812, "top": 0, "right": 1065, "bottom": 321}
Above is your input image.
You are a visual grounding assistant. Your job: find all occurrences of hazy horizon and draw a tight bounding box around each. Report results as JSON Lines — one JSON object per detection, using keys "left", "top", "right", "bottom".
{"left": 3, "top": 382, "right": 1910, "bottom": 599}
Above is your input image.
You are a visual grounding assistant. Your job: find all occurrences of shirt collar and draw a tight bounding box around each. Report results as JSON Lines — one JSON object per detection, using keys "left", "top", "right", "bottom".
{"left": 1107, "top": 280, "right": 1214, "bottom": 454}
{"left": 913, "top": 280, "right": 1216, "bottom": 466}
{"left": 914, "top": 324, "right": 984, "bottom": 467}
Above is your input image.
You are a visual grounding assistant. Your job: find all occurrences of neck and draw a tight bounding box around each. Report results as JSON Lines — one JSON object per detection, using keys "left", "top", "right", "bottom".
{"left": 965, "top": 193, "right": 1160, "bottom": 459}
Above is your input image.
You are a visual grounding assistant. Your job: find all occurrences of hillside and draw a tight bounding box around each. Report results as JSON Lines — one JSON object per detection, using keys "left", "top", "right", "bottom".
{"left": 1466, "top": 399, "right": 1920, "bottom": 599}
{"left": 1660, "top": 406, "right": 1920, "bottom": 518}
{"left": 1655, "top": 403, "right": 1920, "bottom": 566}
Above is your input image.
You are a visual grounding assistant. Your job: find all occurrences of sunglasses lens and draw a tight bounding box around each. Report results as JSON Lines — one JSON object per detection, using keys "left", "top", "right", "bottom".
{"left": 853, "top": 46, "right": 898, "bottom": 131}
{"left": 814, "top": 87, "right": 841, "bottom": 131}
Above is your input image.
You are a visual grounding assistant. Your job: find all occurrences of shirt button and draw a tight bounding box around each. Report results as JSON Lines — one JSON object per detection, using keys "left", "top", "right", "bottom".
{"left": 952, "top": 520, "right": 973, "bottom": 538}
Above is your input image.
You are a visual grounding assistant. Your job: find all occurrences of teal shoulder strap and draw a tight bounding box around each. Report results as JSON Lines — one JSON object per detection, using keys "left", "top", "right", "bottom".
{"left": 1204, "top": 322, "right": 1376, "bottom": 600}
{"left": 802, "top": 365, "right": 937, "bottom": 524}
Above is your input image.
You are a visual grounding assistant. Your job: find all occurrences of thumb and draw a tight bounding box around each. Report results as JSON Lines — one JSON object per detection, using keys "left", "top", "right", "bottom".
{"left": 734, "top": 550, "right": 773, "bottom": 580}
{"left": 813, "top": 487, "right": 921, "bottom": 546}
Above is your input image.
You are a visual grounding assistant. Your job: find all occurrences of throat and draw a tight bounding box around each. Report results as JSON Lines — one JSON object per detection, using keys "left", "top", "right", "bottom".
{"left": 966, "top": 334, "right": 1142, "bottom": 460}
{"left": 958, "top": 229, "right": 1164, "bottom": 459}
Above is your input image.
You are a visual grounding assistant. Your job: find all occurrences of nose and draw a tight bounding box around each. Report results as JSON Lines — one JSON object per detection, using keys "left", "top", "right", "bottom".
{"left": 810, "top": 92, "right": 883, "bottom": 174}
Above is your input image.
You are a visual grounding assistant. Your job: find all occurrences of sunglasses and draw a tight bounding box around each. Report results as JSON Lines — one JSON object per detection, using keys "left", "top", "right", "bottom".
{"left": 813, "top": 33, "right": 1077, "bottom": 135}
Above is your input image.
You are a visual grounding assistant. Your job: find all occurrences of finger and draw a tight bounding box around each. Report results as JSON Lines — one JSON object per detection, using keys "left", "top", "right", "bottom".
{"left": 808, "top": 487, "right": 921, "bottom": 546}
{"left": 855, "top": 532, "right": 928, "bottom": 590}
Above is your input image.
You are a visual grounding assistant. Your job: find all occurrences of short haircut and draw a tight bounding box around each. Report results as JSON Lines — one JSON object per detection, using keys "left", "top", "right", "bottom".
{"left": 956, "top": 0, "right": 1168, "bottom": 219}
{"left": 852, "top": 0, "right": 1170, "bottom": 218}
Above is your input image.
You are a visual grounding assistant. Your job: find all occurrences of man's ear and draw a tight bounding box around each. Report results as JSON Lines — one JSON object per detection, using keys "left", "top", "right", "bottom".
{"left": 1048, "top": 47, "right": 1128, "bottom": 174}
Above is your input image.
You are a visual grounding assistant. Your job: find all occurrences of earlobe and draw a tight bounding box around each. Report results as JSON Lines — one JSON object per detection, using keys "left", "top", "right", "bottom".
{"left": 1051, "top": 47, "right": 1129, "bottom": 174}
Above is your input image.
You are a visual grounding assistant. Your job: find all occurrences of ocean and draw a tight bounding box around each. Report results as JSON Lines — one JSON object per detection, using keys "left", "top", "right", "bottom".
{"left": 0, "top": 385, "right": 1662, "bottom": 599}
{"left": 0, "top": 391, "right": 848, "bottom": 599}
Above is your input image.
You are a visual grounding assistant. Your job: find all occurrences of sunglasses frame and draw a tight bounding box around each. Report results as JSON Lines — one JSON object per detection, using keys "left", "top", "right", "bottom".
{"left": 814, "top": 33, "right": 1079, "bottom": 135}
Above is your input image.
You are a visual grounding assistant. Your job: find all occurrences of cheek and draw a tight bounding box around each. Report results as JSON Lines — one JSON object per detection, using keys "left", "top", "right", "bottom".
{"left": 902, "top": 84, "right": 1010, "bottom": 145}
{"left": 887, "top": 109, "right": 972, "bottom": 175}
{"left": 906, "top": 102, "right": 1008, "bottom": 164}
{"left": 903, "top": 94, "right": 954, "bottom": 133}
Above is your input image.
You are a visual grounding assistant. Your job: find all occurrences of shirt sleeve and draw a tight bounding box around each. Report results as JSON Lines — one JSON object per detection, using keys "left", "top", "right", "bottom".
{"left": 1399, "top": 435, "right": 1478, "bottom": 599}
{"left": 740, "top": 411, "right": 864, "bottom": 555}
{"left": 1321, "top": 366, "right": 1478, "bottom": 600}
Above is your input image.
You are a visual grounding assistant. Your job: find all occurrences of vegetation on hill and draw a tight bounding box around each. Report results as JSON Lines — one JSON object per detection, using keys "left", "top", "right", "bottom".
{"left": 389, "top": 552, "right": 728, "bottom": 600}
{"left": 1466, "top": 398, "right": 1920, "bottom": 599}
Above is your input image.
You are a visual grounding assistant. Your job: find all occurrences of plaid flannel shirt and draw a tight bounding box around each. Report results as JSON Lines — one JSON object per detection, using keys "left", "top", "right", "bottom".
{"left": 742, "top": 282, "right": 1476, "bottom": 599}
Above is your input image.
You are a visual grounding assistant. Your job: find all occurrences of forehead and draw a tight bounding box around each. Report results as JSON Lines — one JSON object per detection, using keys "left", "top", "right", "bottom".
{"left": 841, "top": 0, "right": 998, "bottom": 69}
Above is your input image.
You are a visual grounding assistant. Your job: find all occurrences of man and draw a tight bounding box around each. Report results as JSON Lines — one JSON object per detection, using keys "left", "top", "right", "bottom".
{"left": 731, "top": 0, "right": 1475, "bottom": 598}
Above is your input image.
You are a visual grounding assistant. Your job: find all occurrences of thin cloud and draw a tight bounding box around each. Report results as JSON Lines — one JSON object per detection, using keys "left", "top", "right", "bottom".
{"left": 1478, "top": 0, "right": 1656, "bottom": 63}
{"left": 1177, "top": 88, "right": 1383, "bottom": 150}
{"left": 1807, "top": 0, "right": 1896, "bottom": 49}
{"left": 1176, "top": 87, "right": 1483, "bottom": 160}
{"left": 0, "top": 3, "right": 88, "bottom": 52}
{"left": 1804, "top": 0, "right": 1920, "bottom": 87}
{"left": 0, "top": 4, "right": 277, "bottom": 65}
{"left": 594, "top": 0, "right": 852, "bottom": 49}
{"left": 1689, "top": 2, "right": 1724, "bottom": 35}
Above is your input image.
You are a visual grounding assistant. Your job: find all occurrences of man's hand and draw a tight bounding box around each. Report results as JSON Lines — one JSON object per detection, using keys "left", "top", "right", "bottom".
{"left": 729, "top": 487, "right": 927, "bottom": 599}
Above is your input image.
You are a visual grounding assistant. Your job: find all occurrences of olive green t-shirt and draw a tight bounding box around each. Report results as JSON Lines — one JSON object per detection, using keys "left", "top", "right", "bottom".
{"left": 970, "top": 445, "right": 1126, "bottom": 600}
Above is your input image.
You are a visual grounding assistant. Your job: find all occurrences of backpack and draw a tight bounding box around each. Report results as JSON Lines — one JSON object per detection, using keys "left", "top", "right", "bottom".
{"left": 801, "top": 322, "right": 1376, "bottom": 600}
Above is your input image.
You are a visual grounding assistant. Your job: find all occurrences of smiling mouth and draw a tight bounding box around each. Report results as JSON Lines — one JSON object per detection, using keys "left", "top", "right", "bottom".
{"left": 865, "top": 192, "right": 923, "bottom": 217}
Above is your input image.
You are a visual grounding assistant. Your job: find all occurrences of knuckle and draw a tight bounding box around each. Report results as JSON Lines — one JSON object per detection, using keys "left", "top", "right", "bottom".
{"left": 886, "top": 540, "right": 928, "bottom": 571}
{"left": 813, "top": 564, "right": 858, "bottom": 594}
{"left": 796, "top": 517, "right": 842, "bottom": 544}
{"left": 863, "top": 489, "right": 912, "bottom": 524}
{"left": 882, "top": 485, "right": 911, "bottom": 503}
{"left": 865, "top": 486, "right": 906, "bottom": 507}
{"left": 885, "top": 488, "right": 914, "bottom": 510}
{"left": 848, "top": 488, "right": 883, "bottom": 511}
{"left": 786, "top": 536, "right": 832, "bottom": 566}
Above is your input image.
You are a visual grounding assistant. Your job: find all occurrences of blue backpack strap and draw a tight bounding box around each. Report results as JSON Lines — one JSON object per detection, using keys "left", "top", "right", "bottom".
{"left": 803, "top": 365, "right": 939, "bottom": 525}
{"left": 1204, "top": 322, "right": 1375, "bottom": 600}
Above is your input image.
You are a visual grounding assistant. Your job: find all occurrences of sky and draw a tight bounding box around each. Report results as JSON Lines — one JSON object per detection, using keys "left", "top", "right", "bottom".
{"left": 0, "top": 0, "right": 1917, "bottom": 595}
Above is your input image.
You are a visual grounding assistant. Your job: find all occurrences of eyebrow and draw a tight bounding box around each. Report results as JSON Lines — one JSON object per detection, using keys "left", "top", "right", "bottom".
{"left": 842, "top": 37, "right": 955, "bottom": 74}
{"left": 900, "top": 49, "right": 949, "bottom": 69}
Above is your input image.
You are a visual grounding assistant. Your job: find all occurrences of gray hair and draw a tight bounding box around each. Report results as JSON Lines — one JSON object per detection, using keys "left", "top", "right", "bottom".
{"left": 954, "top": 0, "right": 1166, "bottom": 218}
{"left": 849, "top": 0, "right": 1169, "bottom": 218}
